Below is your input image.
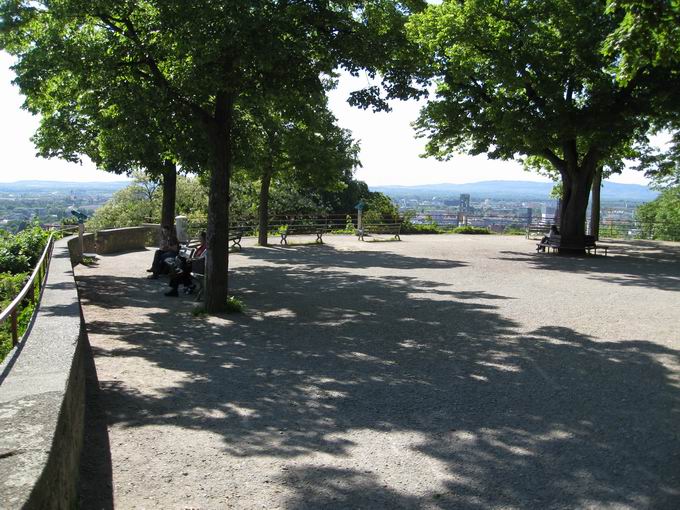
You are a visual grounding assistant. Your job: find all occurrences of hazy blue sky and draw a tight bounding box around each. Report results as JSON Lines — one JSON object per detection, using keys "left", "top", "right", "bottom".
{"left": 0, "top": 51, "right": 652, "bottom": 186}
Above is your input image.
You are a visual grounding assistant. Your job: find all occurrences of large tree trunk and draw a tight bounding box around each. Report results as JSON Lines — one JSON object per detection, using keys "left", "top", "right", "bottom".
{"left": 257, "top": 164, "right": 273, "bottom": 246}
{"left": 204, "top": 93, "right": 233, "bottom": 313}
{"left": 559, "top": 164, "right": 597, "bottom": 254}
{"left": 160, "top": 159, "right": 177, "bottom": 230}
{"left": 590, "top": 167, "right": 602, "bottom": 240}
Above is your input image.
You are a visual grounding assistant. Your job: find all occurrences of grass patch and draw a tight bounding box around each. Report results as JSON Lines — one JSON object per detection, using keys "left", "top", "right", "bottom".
{"left": 192, "top": 295, "right": 245, "bottom": 316}
{"left": 502, "top": 227, "right": 526, "bottom": 236}
{"left": 192, "top": 305, "right": 208, "bottom": 317}
{"left": 226, "top": 295, "right": 245, "bottom": 313}
{"left": 452, "top": 226, "right": 492, "bottom": 235}
{"left": 81, "top": 256, "right": 98, "bottom": 266}
{"left": 281, "top": 241, "right": 325, "bottom": 247}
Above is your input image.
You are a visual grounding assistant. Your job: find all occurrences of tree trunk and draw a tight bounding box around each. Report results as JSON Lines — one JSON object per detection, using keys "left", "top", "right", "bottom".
{"left": 204, "top": 94, "right": 233, "bottom": 313}
{"left": 257, "top": 165, "right": 273, "bottom": 246}
{"left": 590, "top": 167, "right": 602, "bottom": 240}
{"left": 160, "top": 160, "right": 177, "bottom": 230}
{"left": 559, "top": 165, "right": 596, "bottom": 254}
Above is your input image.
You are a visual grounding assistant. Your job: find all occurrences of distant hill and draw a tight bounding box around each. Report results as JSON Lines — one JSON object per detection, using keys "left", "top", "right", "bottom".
{"left": 372, "top": 180, "right": 658, "bottom": 202}
{"left": 0, "top": 180, "right": 131, "bottom": 193}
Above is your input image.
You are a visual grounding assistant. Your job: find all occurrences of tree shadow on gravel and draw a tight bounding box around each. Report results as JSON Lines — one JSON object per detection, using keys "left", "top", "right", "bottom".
{"left": 498, "top": 238, "right": 680, "bottom": 292}
{"left": 236, "top": 243, "right": 467, "bottom": 270}
{"left": 76, "top": 246, "right": 680, "bottom": 509}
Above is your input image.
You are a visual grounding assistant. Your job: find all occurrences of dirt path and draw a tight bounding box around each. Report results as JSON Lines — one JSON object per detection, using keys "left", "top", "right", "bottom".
{"left": 75, "top": 235, "right": 680, "bottom": 509}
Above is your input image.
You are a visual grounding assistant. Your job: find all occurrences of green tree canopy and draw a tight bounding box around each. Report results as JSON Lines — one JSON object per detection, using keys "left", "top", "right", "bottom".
{"left": 635, "top": 186, "right": 680, "bottom": 241}
{"left": 407, "top": 0, "right": 680, "bottom": 250}
{"left": 1, "top": 0, "right": 423, "bottom": 311}
{"left": 237, "top": 91, "right": 360, "bottom": 244}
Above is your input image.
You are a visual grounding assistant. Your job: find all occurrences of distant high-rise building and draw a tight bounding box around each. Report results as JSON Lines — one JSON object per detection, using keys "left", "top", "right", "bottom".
{"left": 458, "top": 194, "right": 471, "bottom": 226}
{"left": 459, "top": 194, "right": 470, "bottom": 213}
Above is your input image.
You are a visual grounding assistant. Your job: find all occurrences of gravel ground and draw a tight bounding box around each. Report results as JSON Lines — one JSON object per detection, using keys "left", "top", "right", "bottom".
{"left": 75, "top": 234, "right": 680, "bottom": 509}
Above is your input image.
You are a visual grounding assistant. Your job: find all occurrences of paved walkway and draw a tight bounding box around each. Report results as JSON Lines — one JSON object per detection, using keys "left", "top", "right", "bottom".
{"left": 75, "top": 235, "right": 680, "bottom": 509}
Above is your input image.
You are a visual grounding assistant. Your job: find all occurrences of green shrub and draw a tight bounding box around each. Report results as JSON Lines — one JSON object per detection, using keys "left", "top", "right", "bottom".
{"left": 0, "top": 224, "right": 50, "bottom": 274}
{"left": 0, "top": 272, "right": 29, "bottom": 307}
{"left": 401, "top": 223, "right": 443, "bottom": 234}
{"left": 0, "top": 224, "right": 49, "bottom": 363}
{"left": 503, "top": 226, "right": 526, "bottom": 235}
{"left": 0, "top": 302, "right": 35, "bottom": 360}
{"left": 453, "top": 226, "right": 491, "bottom": 234}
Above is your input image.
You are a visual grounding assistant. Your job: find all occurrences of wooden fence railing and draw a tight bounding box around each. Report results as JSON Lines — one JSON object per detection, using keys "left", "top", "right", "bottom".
{"left": 0, "top": 234, "right": 54, "bottom": 347}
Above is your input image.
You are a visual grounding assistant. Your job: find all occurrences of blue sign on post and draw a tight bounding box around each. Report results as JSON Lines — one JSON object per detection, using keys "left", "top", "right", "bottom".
{"left": 355, "top": 200, "right": 366, "bottom": 211}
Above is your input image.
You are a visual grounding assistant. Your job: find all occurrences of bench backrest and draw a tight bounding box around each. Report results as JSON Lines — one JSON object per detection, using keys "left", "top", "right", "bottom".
{"left": 179, "top": 246, "right": 195, "bottom": 258}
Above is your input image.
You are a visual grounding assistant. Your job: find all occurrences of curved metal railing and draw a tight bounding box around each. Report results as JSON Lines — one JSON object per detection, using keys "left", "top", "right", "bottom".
{"left": 0, "top": 234, "right": 54, "bottom": 347}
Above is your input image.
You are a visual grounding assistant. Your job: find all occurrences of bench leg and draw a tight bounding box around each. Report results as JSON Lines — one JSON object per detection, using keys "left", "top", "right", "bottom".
{"left": 191, "top": 274, "right": 204, "bottom": 302}
{"left": 316, "top": 233, "right": 323, "bottom": 243}
{"left": 280, "top": 234, "right": 287, "bottom": 245}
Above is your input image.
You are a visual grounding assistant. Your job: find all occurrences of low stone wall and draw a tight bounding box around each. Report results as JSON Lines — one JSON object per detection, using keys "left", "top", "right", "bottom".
{"left": 66, "top": 233, "right": 95, "bottom": 265}
{"left": 95, "top": 225, "right": 157, "bottom": 254}
{"left": 0, "top": 238, "right": 88, "bottom": 509}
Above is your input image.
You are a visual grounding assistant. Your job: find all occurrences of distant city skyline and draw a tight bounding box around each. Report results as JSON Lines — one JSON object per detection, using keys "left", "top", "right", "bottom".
{"left": 0, "top": 51, "right": 655, "bottom": 187}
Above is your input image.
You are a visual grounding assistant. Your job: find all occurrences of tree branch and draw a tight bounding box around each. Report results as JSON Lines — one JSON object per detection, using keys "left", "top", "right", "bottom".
{"left": 524, "top": 82, "right": 548, "bottom": 112}
{"left": 95, "top": 12, "right": 212, "bottom": 124}
{"left": 540, "top": 148, "right": 565, "bottom": 172}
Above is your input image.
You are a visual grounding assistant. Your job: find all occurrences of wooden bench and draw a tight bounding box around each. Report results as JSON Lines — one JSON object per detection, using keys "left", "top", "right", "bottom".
{"left": 357, "top": 223, "right": 402, "bottom": 241}
{"left": 536, "top": 235, "right": 609, "bottom": 255}
{"left": 526, "top": 223, "right": 552, "bottom": 239}
{"left": 229, "top": 229, "right": 243, "bottom": 250}
{"left": 278, "top": 223, "right": 328, "bottom": 245}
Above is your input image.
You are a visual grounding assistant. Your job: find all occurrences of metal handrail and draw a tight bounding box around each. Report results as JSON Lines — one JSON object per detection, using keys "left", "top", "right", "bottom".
{"left": 0, "top": 234, "right": 54, "bottom": 347}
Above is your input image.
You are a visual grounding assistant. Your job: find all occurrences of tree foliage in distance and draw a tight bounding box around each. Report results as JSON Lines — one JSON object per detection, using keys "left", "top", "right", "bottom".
{"left": 635, "top": 186, "right": 680, "bottom": 241}
{"left": 407, "top": 0, "right": 680, "bottom": 251}
{"left": 633, "top": 132, "right": 680, "bottom": 189}
{"left": 86, "top": 173, "right": 208, "bottom": 230}
{"left": 237, "top": 92, "right": 360, "bottom": 245}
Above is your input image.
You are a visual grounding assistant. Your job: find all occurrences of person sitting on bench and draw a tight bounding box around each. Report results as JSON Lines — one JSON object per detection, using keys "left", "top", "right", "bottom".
{"left": 147, "top": 225, "right": 180, "bottom": 278}
{"left": 165, "top": 232, "right": 207, "bottom": 297}
{"left": 538, "top": 224, "right": 559, "bottom": 251}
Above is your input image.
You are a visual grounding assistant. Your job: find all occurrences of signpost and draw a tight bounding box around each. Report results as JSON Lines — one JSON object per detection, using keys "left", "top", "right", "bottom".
{"left": 355, "top": 200, "right": 366, "bottom": 231}
{"left": 71, "top": 210, "right": 88, "bottom": 258}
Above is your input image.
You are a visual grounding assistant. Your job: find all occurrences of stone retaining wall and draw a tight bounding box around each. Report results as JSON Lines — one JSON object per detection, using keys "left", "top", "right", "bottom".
{"left": 0, "top": 237, "right": 88, "bottom": 509}
{"left": 95, "top": 225, "right": 157, "bottom": 254}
